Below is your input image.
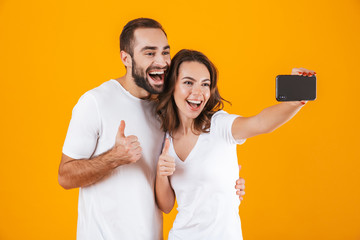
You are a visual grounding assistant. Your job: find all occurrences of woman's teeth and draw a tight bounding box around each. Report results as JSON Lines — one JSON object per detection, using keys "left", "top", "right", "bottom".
{"left": 187, "top": 100, "right": 202, "bottom": 108}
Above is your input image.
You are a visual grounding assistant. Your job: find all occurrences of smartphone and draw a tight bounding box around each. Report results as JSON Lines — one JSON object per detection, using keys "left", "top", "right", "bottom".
{"left": 276, "top": 75, "right": 317, "bottom": 101}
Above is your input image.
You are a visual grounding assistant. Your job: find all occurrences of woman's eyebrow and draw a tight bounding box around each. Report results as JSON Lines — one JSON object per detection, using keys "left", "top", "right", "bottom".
{"left": 181, "top": 76, "right": 195, "bottom": 81}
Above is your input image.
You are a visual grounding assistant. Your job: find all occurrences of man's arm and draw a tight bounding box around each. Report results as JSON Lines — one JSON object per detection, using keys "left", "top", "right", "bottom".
{"left": 58, "top": 120, "right": 142, "bottom": 189}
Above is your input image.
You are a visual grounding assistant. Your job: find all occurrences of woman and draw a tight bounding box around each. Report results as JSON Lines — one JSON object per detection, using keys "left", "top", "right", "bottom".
{"left": 155, "top": 49, "right": 315, "bottom": 239}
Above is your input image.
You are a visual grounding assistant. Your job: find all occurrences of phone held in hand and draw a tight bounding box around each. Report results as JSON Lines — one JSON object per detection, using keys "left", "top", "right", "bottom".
{"left": 276, "top": 75, "right": 317, "bottom": 101}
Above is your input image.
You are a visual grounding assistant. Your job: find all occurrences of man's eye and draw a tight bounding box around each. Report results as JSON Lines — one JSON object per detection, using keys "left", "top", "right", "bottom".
{"left": 146, "top": 52, "right": 155, "bottom": 56}
{"left": 163, "top": 51, "right": 170, "bottom": 55}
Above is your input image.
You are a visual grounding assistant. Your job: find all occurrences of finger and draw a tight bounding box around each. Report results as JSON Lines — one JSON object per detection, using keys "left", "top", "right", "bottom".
{"left": 235, "top": 182, "right": 245, "bottom": 189}
{"left": 129, "top": 146, "right": 142, "bottom": 156}
{"left": 127, "top": 135, "right": 139, "bottom": 143}
{"left": 160, "top": 166, "right": 176, "bottom": 172}
{"left": 160, "top": 168, "right": 175, "bottom": 175}
{"left": 308, "top": 70, "right": 316, "bottom": 76}
{"left": 292, "top": 67, "right": 314, "bottom": 76}
{"left": 117, "top": 120, "right": 126, "bottom": 139}
{"left": 293, "top": 67, "right": 316, "bottom": 76}
{"left": 161, "top": 155, "right": 175, "bottom": 163}
{"left": 236, "top": 190, "right": 245, "bottom": 196}
{"left": 236, "top": 178, "right": 245, "bottom": 185}
{"left": 291, "top": 68, "right": 303, "bottom": 75}
{"left": 129, "top": 141, "right": 140, "bottom": 149}
{"left": 235, "top": 184, "right": 245, "bottom": 190}
{"left": 162, "top": 138, "right": 170, "bottom": 155}
{"left": 159, "top": 157, "right": 175, "bottom": 166}
{"left": 160, "top": 162, "right": 176, "bottom": 169}
{"left": 133, "top": 146, "right": 142, "bottom": 154}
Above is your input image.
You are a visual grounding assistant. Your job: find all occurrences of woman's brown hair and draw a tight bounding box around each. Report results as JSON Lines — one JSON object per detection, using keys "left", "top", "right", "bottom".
{"left": 156, "top": 49, "right": 228, "bottom": 135}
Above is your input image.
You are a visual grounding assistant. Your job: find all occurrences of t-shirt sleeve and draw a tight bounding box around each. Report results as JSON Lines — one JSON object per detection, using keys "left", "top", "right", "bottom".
{"left": 211, "top": 110, "right": 246, "bottom": 145}
{"left": 62, "top": 92, "right": 101, "bottom": 159}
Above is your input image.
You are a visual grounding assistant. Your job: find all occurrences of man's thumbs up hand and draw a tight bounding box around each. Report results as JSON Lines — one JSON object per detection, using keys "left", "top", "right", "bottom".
{"left": 112, "top": 120, "right": 142, "bottom": 165}
{"left": 157, "top": 138, "right": 175, "bottom": 176}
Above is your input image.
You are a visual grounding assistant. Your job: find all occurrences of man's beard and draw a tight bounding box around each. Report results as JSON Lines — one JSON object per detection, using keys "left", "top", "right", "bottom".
{"left": 132, "top": 60, "right": 166, "bottom": 94}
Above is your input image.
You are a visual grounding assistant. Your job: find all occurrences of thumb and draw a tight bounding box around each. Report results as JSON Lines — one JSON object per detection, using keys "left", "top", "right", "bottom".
{"left": 162, "top": 138, "right": 170, "bottom": 155}
{"left": 117, "top": 120, "right": 126, "bottom": 139}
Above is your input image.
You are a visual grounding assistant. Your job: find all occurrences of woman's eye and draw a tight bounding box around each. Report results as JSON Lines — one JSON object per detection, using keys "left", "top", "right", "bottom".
{"left": 184, "top": 81, "right": 192, "bottom": 85}
{"left": 202, "top": 83, "right": 210, "bottom": 87}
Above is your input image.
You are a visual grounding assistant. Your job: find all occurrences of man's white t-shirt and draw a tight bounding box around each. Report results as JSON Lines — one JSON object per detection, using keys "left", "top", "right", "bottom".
{"left": 63, "top": 80, "right": 164, "bottom": 240}
{"left": 167, "top": 110, "right": 245, "bottom": 240}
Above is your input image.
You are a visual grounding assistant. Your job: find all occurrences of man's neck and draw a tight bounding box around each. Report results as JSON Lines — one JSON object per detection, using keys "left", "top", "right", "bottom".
{"left": 115, "top": 74, "right": 150, "bottom": 99}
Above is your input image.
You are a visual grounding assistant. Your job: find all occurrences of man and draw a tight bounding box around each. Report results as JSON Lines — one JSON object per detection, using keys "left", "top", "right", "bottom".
{"left": 58, "top": 18, "right": 245, "bottom": 240}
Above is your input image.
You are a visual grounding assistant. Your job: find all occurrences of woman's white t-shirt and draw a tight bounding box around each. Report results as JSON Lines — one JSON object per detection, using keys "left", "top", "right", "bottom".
{"left": 167, "top": 110, "right": 245, "bottom": 240}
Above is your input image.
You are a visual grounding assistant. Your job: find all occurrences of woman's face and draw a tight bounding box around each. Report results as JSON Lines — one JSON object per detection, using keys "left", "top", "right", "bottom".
{"left": 173, "top": 61, "right": 211, "bottom": 122}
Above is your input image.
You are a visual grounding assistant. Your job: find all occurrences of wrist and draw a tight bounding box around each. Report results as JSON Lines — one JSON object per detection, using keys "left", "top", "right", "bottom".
{"left": 105, "top": 146, "right": 125, "bottom": 168}
{"left": 156, "top": 172, "right": 169, "bottom": 180}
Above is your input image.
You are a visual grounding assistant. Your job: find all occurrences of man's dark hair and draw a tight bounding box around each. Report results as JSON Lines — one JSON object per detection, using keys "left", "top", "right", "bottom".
{"left": 120, "top": 18, "right": 167, "bottom": 57}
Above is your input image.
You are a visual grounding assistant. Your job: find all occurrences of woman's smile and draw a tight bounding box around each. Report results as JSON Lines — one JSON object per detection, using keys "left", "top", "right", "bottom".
{"left": 174, "top": 61, "right": 211, "bottom": 121}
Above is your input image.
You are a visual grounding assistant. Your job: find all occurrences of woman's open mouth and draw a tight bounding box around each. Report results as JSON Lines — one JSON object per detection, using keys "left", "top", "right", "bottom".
{"left": 186, "top": 99, "right": 202, "bottom": 111}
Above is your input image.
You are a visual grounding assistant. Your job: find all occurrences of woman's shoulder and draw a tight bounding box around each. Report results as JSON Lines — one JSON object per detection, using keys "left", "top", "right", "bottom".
{"left": 210, "top": 110, "right": 239, "bottom": 133}
{"left": 211, "top": 110, "right": 231, "bottom": 122}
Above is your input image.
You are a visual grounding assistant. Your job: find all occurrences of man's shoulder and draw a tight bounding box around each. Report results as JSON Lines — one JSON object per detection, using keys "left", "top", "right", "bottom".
{"left": 81, "top": 79, "right": 123, "bottom": 103}
{"left": 87, "top": 79, "right": 118, "bottom": 96}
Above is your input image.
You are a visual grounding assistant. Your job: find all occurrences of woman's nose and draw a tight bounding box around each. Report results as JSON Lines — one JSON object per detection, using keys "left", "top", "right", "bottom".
{"left": 191, "top": 84, "right": 202, "bottom": 95}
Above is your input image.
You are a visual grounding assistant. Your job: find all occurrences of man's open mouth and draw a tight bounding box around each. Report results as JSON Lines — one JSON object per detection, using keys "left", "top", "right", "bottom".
{"left": 148, "top": 70, "right": 165, "bottom": 83}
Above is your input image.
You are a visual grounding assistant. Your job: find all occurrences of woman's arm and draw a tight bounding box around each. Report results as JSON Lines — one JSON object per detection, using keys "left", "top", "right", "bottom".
{"left": 155, "top": 139, "right": 176, "bottom": 213}
{"left": 232, "top": 68, "right": 315, "bottom": 140}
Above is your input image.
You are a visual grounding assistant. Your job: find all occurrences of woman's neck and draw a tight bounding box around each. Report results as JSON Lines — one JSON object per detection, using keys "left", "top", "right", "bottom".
{"left": 175, "top": 114, "right": 196, "bottom": 136}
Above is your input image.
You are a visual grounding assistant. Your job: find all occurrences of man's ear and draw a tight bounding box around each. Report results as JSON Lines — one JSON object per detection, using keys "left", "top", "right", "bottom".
{"left": 120, "top": 50, "right": 132, "bottom": 68}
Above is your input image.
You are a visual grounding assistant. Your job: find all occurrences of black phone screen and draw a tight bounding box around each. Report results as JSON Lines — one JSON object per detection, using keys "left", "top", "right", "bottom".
{"left": 276, "top": 75, "right": 316, "bottom": 101}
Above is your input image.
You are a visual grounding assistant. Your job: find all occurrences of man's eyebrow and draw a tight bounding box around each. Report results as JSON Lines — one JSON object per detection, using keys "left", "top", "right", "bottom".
{"left": 140, "top": 45, "right": 170, "bottom": 52}
{"left": 140, "top": 46, "right": 157, "bottom": 51}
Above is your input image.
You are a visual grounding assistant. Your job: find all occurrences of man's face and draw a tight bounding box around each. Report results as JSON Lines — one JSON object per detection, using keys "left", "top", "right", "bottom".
{"left": 130, "top": 28, "right": 171, "bottom": 94}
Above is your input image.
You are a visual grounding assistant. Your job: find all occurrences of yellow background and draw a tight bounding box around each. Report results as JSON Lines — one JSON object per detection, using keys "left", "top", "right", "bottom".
{"left": 1, "top": 0, "right": 359, "bottom": 239}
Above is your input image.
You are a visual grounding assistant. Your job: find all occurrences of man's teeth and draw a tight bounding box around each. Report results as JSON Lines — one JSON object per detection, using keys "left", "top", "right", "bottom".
{"left": 149, "top": 71, "right": 164, "bottom": 75}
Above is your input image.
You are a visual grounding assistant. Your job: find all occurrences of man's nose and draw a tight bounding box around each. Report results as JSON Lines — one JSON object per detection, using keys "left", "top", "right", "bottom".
{"left": 154, "top": 54, "right": 168, "bottom": 68}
